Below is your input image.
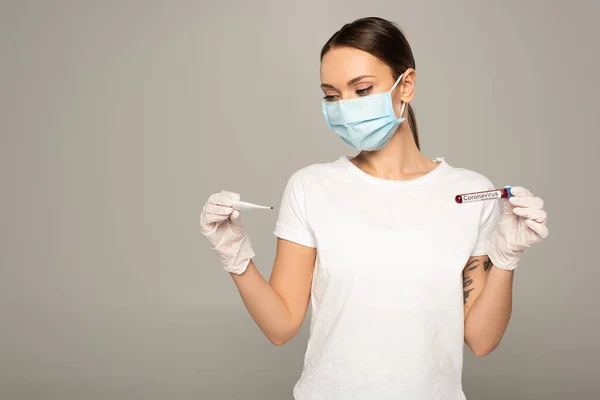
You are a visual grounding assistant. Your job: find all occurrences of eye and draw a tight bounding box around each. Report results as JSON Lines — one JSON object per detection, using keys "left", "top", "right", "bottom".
{"left": 323, "top": 94, "right": 339, "bottom": 102}
{"left": 356, "top": 85, "right": 373, "bottom": 96}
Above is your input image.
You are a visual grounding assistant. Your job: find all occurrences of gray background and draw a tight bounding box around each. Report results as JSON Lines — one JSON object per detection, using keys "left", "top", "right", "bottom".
{"left": 1, "top": 0, "right": 598, "bottom": 399}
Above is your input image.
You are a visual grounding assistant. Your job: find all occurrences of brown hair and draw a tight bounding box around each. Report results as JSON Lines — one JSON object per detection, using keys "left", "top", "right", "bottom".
{"left": 320, "top": 17, "right": 420, "bottom": 150}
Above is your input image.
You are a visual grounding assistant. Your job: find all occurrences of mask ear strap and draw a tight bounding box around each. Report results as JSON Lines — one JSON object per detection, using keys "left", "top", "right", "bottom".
{"left": 390, "top": 73, "right": 404, "bottom": 92}
{"left": 399, "top": 101, "right": 407, "bottom": 119}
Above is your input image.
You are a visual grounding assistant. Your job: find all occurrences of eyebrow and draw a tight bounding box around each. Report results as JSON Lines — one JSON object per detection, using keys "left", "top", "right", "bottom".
{"left": 320, "top": 75, "right": 376, "bottom": 90}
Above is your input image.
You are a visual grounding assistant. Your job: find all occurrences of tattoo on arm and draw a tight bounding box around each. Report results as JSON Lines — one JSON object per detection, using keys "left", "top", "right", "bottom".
{"left": 483, "top": 258, "right": 492, "bottom": 271}
{"left": 463, "top": 288, "right": 474, "bottom": 304}
{"left": 466, "top": 259, "right": 480, "bottom": 271}
{"left": 463, "top": 257, "right": 493, "bottom": 307}
{"left": 463, "top": 277, "right": 473, "bottom": 288}
{"left": 463, "top": 274, "right": 474, "bottom": 304}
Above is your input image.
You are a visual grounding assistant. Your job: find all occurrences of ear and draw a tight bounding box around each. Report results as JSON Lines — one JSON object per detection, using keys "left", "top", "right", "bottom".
{"left": 401, "top": 68, "right": 416, "bottom": 102}
{"left": 393, "top": 68, "right": 416, "bottom": 115}
{"left": 394, "top": 68, "right": 417, "bottom": 103}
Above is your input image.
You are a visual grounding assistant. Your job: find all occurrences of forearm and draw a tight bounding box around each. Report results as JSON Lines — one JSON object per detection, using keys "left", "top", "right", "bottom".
{"left": 230, "top": 260, "right": 295, "bottom": 345}
{"left": 464, "top": 265, "right": 514, "bottom": 356}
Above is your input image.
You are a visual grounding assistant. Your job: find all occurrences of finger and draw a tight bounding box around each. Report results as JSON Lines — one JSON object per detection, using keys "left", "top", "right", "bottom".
{"left": 509, "top": 195, "right": 544, "bottom": 210}
{"left": 202, "top": 210, "right": 230, "bottom": 224}
{"left": 220, "top": 190, "right": 241, "bottom": 201}
{"left": 512, "top": 207, "right": 547, "bottom": 223}
{"left": 525, "top": 219, "right": 549, "bottom": 239}
{"left": 208, "top": 192, "right": 235, "bottom": 207}
{"left": 501, "top": 198, "right": 514, "bottom": 215}
{"left": 201, "top": 200, "right": 233, "bottom": 224}
{"left": 205, "top": 202, "right": 234, "bottom": 217}
{"left": 199, "top": 211, "right": 218, "bottom": 234}
{"left": 509, "top": 186, "right": 533, "bottom": 198}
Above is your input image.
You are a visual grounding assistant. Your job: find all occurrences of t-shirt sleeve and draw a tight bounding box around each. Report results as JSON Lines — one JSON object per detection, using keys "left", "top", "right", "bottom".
{"left": 273, "top": 171, "right": 316, "bottom": 248}
{"left": 470, "top": 184, "right": 502, "bottom": 257}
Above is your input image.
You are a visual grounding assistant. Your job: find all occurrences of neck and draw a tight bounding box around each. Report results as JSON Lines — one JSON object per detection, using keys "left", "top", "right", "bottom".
{"left": 352, "top": 124, "right": 438, "bottom": 181}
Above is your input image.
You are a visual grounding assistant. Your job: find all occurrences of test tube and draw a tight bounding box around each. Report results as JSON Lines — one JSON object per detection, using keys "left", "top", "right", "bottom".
{"left": 455, "top": 187, "right": 512, "bottom": 204}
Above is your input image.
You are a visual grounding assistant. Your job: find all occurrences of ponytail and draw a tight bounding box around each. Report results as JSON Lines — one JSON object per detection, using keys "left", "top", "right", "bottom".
{"left": 407, "top": 104, "right": 419, "bottom": 150}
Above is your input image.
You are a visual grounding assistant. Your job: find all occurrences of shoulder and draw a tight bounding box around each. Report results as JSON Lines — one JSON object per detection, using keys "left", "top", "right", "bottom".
{"left": 285, "top": 158, "right": 346, "bottom": 186}
{"left": 445, "top": 162, "right": 496, "bottom": 191}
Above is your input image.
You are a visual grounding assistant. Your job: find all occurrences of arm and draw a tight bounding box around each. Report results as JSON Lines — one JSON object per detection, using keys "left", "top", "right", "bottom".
{"left": 230, "top": 238, "right": 316, "bottom": 346}
{"left": 462, "top": 185, "right": 548, "bottom": 356}
{"left": 201, "top": 172, "right": 319, "bottom": 346}
{"left": 463, "top": 255, "right": 514, "bottom": 357}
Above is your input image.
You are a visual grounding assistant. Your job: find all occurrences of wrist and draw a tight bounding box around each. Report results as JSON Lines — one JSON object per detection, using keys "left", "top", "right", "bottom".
{"left": 226, "top": 257, "right": 253, "bottom": 275}
{"left": 488, "top": 247, "right": 521, "bottom": 271}
{"left": 221, "top": 236, "right": 255, "bottom": 274}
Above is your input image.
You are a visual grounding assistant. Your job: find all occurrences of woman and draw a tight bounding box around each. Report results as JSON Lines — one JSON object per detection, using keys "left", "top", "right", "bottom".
{"left": 200, "top": 17, "right": 548, "bottom": 400}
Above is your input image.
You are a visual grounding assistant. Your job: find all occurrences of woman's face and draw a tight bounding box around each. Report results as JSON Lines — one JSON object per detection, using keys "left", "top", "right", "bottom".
{"left": 320, "top": 46, "right": 414, "bottom": 118}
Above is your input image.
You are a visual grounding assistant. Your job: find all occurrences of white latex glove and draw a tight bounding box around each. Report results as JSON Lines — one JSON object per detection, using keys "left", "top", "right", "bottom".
{"left": 487, "top": 186, "right": 549, "bottom": 270}
{"left": 200, "top": 190, "right": 255, "bottom": 274}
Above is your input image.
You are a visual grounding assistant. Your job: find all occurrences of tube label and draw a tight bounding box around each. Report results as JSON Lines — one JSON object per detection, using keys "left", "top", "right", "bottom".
{"left": 460, "top": 190, "right": 502, "bottom": 203}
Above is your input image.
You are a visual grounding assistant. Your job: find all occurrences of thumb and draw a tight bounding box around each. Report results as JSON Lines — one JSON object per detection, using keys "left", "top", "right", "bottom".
{"left": 230, "top": 209, "right": 244, "bottom": 228}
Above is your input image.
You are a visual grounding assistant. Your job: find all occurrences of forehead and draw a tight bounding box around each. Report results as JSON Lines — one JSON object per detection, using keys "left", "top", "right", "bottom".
{"left": 320, "top": 46, "right": 391, "bottom": 84}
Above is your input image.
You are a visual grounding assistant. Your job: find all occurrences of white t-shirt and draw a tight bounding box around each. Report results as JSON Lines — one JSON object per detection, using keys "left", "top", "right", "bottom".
{"left": 273, "top": 156, "right": 500, "bottom": 400}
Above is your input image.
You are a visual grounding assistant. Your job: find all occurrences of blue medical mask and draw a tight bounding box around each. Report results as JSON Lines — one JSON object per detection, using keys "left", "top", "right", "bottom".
{"left": 321, "top": 73, "right": 406, "bottom": 151}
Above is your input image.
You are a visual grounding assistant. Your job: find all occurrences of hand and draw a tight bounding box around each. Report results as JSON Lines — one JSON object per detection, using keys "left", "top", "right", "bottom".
{"left": 200, "top": 190, "right": 255, "bottom": 274}
{"left": 487, "top": 186, "right": 549, "bottom": 270}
